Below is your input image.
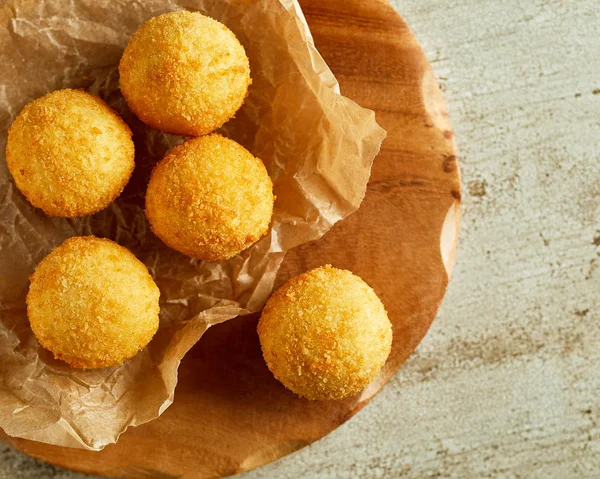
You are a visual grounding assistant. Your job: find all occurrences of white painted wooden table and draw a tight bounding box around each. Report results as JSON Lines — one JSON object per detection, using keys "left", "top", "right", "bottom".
{"left": 1, "top": 0, "right": 599, "bottom": 477}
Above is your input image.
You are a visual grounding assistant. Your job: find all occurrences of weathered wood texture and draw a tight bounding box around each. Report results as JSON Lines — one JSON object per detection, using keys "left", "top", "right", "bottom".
{"left": 2, "top": 0, "right": 599, "bottom": 477}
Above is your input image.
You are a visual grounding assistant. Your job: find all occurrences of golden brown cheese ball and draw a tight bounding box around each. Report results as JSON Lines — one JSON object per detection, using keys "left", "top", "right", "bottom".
{"left": 27, "top": 236, "right": 160, "bottom": 369}
{"left": 258, "top": 265, "right": 393, "bottom": 400}
{"left": 119, "top": 11, "right": 251, "bottom": 136}
{"left": 145, "top": 134, "right": 274, "bottom": 261}
{"left": 6, "top": 89, "right": 134, "bottom": 217}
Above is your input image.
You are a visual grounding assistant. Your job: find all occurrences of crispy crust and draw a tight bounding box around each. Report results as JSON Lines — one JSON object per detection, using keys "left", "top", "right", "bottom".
{"left": 27, "top": 236, "right": 160, "bottom": 369}
{"left": 258, "top": 265, "right": 393, "bottom": 401}
{"left": 119, "top": 11, "right": 251, "bottom": 136}
{"left": 5, "top": 89, "right": 134, "bottom": 217}
{"left": 145, "top": 134, "right": 274, "bottom": 261}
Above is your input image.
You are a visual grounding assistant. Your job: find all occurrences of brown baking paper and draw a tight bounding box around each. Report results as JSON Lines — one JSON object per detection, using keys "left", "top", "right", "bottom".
{"left": 0, "top": 0, "right": 386, "bottom": 450}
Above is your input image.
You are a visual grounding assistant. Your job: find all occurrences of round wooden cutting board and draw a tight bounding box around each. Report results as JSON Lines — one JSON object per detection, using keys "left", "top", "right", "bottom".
{"left": 3, "top": 0, "right": 460, "bottom": 477}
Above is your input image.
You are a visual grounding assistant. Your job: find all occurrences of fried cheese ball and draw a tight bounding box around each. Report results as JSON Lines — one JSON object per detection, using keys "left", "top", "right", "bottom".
{"left": 119, "top": 11, "right": 251, "bottom": 136}
{"left": 145, "top": 134, "right": 274, "bottom": 261}
{"left": 27, "top": 236, "right": 160, "bottom": 369}
{"left": 258, "top": 265, "right": 393, "bottom": 401}
{"left": 6, "top": 89, "right": 134, "bottom": 217}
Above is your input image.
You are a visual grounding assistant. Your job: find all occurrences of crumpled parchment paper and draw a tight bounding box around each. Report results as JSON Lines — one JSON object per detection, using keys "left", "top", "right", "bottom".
{"left": 0, "top": 0, "right": 386, "bottom": 450}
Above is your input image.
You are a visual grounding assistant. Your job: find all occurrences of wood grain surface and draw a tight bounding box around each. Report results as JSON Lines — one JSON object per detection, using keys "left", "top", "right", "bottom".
{"left": 1, "top": 0, "right": 460, "bottom": 477}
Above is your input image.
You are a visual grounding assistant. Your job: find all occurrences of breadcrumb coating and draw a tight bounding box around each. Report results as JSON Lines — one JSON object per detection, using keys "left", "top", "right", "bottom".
{"left": 6, "top": 89, "right": 134, "bottom": 217}
{"left": 27, "top": 236, "right": 160, "bottom": 369}
{"left": 145, "top": 134, "right": 274, "bottom": 261}
{"left": 119, "top": 11, "right": 251, "bottom": 136}
{"left": 258, "top": 265, "right": 392, "bottom": 401}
